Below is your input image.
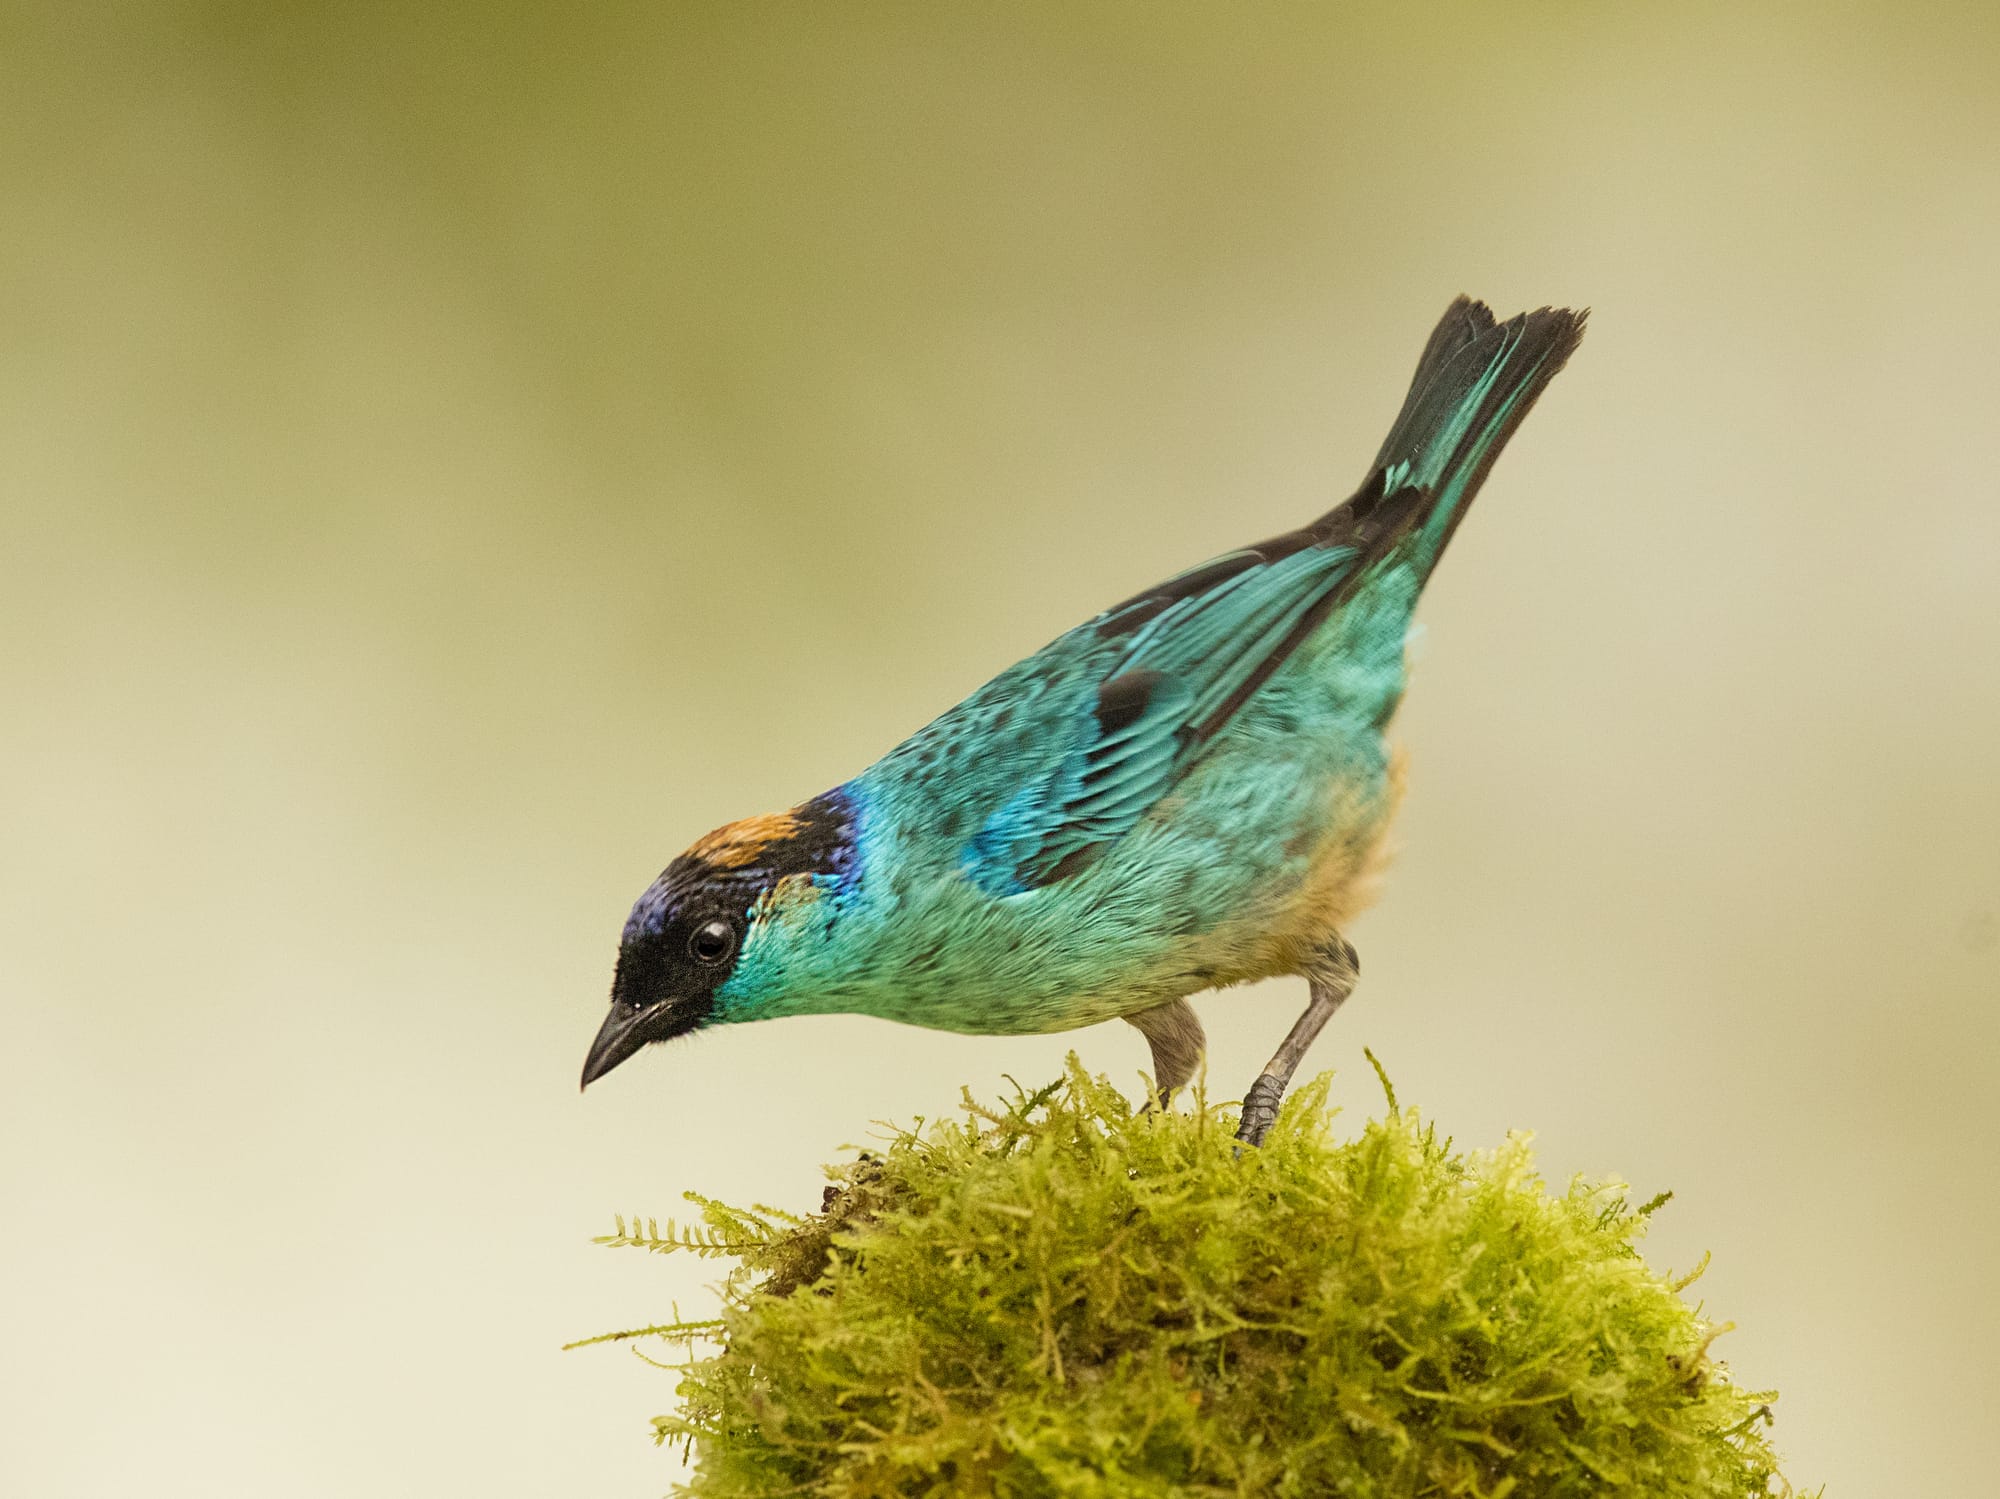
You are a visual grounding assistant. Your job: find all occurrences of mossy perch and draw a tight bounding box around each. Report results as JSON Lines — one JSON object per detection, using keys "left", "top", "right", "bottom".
{"left": 577, "top": 1061, "right": 1808, "bottom": 1497}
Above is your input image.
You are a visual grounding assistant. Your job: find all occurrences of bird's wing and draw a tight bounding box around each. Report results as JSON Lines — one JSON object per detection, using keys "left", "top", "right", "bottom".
{"left": 962, "top": 527, "right": 1389, "bottom": 895}
{"left": 960, "top": 300, "right": 1587, "bottom": 897}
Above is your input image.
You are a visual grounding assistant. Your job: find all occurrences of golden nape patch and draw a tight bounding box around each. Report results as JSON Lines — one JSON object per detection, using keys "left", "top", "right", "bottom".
{"left": 688, "top": 810, "right": 803, "bottom": 869}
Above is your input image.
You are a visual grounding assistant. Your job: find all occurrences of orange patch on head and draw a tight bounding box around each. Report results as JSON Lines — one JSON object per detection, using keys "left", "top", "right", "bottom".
{"left": 687, "top": 810, "right": 803, "bottom": 869}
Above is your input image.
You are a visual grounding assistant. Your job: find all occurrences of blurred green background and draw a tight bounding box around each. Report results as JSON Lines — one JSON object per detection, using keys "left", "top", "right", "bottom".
{"left": 4, "top": 3, "right": 1996, "bottom": 1493}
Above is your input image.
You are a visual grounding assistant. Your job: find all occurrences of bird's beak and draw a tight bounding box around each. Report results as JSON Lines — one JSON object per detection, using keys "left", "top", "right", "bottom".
{"left": 580, "top": 1002, "right": 668, "bottom": 1089}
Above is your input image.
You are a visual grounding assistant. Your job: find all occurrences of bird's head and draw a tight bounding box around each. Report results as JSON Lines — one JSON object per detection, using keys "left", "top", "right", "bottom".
{"left": 581, "top": 788, "right": 859, "bottom": 1088}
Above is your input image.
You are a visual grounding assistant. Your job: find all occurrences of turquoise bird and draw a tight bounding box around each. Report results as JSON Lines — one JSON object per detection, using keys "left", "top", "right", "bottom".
{"left": 583, "top": 298, "right": 1585, "bottom": 1144}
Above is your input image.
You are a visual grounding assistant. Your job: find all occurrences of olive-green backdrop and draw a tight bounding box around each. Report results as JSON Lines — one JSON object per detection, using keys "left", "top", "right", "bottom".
{"left": 4, "top": 3, "right": 1996, "bottom": 1493}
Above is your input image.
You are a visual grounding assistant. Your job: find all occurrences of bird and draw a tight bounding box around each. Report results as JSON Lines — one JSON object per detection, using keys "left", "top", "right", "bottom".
{"left": 582, "top": 297, "right": 1585, "bottom": 1145}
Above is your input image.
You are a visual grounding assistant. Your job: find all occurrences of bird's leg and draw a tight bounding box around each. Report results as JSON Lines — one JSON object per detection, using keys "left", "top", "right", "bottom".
{"left": 1124, "top": 996, "right": 1206, "bottom": 1108}
{"left": 1236, "top": 938, "right": 1359, "bottom": 1147}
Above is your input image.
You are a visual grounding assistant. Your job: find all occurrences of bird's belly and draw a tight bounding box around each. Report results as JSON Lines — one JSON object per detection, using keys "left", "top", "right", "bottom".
{"left": 845, "top": 742, "right": 1405, "bottom": 1036}
{"left": 1262, "top": 742, "right": 1407, "bottom": 959}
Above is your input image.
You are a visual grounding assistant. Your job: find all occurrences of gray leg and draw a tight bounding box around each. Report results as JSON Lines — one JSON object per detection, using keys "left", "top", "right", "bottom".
{"left": 1124, "top": 996, "right": 1206, "bottom": 1105}
{"left": 1236, "top": 938, "right": 1360, "bottom": 1147}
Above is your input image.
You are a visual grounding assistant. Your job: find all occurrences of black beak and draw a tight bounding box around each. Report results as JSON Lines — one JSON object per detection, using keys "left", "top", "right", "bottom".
{"left": 581, "top": 1002, "right": 668, "bottom": 1089}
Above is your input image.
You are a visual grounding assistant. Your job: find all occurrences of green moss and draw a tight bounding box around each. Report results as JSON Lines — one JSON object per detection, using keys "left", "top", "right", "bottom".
{"left": 579, "top": 1061, "right": 1808, "bottom": 1497}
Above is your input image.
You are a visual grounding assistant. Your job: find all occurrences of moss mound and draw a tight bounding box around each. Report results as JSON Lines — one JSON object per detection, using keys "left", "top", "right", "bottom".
{"left": 580, "top": 1060, "right": 1805, "bottom": 1497}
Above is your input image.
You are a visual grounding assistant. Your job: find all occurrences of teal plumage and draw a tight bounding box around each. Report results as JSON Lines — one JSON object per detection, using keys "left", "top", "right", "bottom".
{"left": 583, "top": 298, "right": 1586, "bottom": 1141}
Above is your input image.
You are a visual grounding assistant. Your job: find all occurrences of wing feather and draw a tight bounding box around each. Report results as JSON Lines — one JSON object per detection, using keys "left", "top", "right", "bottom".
{"left": 956, "top": 299, "right": 1586, "bottom": 897}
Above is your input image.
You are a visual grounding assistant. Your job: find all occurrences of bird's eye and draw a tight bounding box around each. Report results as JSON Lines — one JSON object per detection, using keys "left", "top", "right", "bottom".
{"left": 688, "top": 919, "right": 737, "bottom": 965}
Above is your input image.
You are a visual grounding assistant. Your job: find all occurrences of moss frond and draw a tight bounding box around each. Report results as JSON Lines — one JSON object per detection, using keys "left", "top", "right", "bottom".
{"left": 593, "top": 1198, "right": 786, "bottom": 1258}
{"left": 579, "top": 1058, "right": 1810, "bottom": 1498}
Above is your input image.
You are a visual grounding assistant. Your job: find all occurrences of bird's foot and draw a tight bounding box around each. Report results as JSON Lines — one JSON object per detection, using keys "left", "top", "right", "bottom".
{"left": 1234, "top": 1074, "right": 1286, "bottom": 1148}
{"left": 1233, "top": 935, "right": 1358, "bottom": 1152}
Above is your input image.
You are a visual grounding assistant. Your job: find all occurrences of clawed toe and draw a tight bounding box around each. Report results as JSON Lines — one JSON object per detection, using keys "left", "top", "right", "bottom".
{"left": 1234, "top": 1074, "right": 1285, "bottom": 1148}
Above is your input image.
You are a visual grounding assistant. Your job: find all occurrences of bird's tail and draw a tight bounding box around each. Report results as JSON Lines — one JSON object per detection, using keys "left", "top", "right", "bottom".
{"left": 1360, "top": 297, "right": 1587, "bottom": 580}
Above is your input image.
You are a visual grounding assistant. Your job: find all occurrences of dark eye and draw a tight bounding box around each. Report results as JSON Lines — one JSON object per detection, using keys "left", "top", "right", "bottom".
{"left": 687, "top": 919, "right": 737, "bottom": 965}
